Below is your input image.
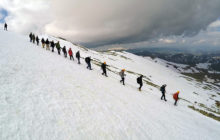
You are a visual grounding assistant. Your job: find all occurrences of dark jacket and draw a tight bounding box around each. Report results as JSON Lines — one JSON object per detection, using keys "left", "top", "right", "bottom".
{"left": 41, "top": 38, "right": 45, "bottom": 44}
{"left": 29, "top": 33, "right": 32, "bottom": 38}
{"left": 76, "top": 51, "right": 80, "bottom": 58}
{"left": 50, "top": 41, "right": 55, "bottom": 48}
{"left": 137, "top": 76, "right": 143, "bottom": 84}
{"left": 62, "top": 46, "right": 67, "bottom": 53}
{"left": 36, "top": 36, "right": 39, "bottom": 42}
{"left": 101, "top": 63, "right": 107, "bottom": 70}
{"left": 45, "top": 39, "right": 49, "bottom": 44}
{"left": 160, "top": 85, "right": 166, "bottom": 93}
{"left": 32, "top": 34, "right": 35, "bottom": 40}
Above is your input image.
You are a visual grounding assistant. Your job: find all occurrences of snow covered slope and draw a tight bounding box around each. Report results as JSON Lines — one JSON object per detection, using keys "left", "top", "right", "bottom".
{"left": 0, "top": 30, "right": 220, "bottom": 140}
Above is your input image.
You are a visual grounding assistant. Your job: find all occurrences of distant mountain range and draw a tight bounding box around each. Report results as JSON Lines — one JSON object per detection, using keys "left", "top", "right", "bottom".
{"left": 128, "top": 47, "right": 220, "bottom": 72}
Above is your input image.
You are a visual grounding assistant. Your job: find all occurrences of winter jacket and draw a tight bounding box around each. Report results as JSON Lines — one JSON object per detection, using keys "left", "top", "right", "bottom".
{"left": 51, "top": 41, "right": 55, "bottom": 48}
{"left": 76, "top": 51, "right": 80, "bottom": 58}
{"left": 160, "top": 85, "right": 166, "bottom": 93}
{"left": 41, "top": 38, "right": 45, "bottom": 44}
{"left": 137, "top": 76, "right": 143, "bottom": 84}
{"left": 62, "top": 47, "right": 67, "bottom": 53}
{"left": 101, "top": 63, "right": 106, "bottom": 70}
{"left": 36, "top": 37, "right": 39, "bottom": 42}
{"left": 56, "top": 42, "right": 60, "bottom": 49}
{"left": 173, "top": 92, "right": 179, "bottom": 100}
{"left": 45, "top": 39, "right": 49, "bottom": 44}
{"left": 68, "top": 49, "right": 73, "bottom": 56}
{"left": 119, "top": 71, "right": 126, "bottom": 78}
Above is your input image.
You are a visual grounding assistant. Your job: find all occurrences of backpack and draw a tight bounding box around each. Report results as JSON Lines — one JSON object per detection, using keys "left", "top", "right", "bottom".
{"left": 137, "top": 77, "right": 141, "bottom": 84}
{"left": 119, "top": 71, "right": 122, "bottom": 77}
{"left": 173, "top": 93, "right": 178, "bottom": 100}
{"left": 101, "top": 63, "right": 104, "bottom": 69}
{"left": 85, "top": 57, "right": 89, "bottom": 63}
{"left": 160, "top": 85, "right": 166, "bottom": 92}
{"left": 160, "top": 86, "right": 164, "bottom": 91}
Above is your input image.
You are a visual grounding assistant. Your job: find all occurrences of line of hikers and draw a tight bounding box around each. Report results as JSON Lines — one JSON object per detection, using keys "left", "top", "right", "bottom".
{"left": 29, "top": 32, "right": 180, "bottom": 106}
{"left": 29, "top": 32, "right": 81, "bottom": 64}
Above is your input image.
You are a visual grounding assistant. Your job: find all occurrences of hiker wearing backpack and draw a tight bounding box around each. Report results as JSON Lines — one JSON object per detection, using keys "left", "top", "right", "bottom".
{"left": 137, "top": 75, "right": 143, "bottom": 91}
{"left": 56, "top": 41, "right": 61, "bottom": 55}
{"left": 45, "top": 39, "right": 50, "bottom": 50}
{"left": 173, "top": 91, "right": 180, "bottom": 106}
{"left": 160, "top": 84, "right": 167, "bottom": 101}
{"left": 76, "top": 51, "right": 81, "bottom": 64}
{"left": 101, "top": 62, "right": 108, "bottom": 77}
{"left": 85, "top": 57, "right": 92, "bottom": 70}
{"left": 119, "top": 69, "right": 126, "bottom": 85}
{"left": 68, "top": 48, "right": 74, "bottom": 60}
{"left": 29, "top": 33, "right": 33, "bottom": 42}
{"left": 50, "top": 41, "right": 55, "bottom": 52}
{"left": 36, "top": 36, "right": 39, "bottom": 45}
{"left": 41, "top": 38, "right": 45, "bottom": 48}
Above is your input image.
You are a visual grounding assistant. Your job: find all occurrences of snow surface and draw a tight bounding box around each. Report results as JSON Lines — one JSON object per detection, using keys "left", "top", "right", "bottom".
{"left": 0, "top": 30, "right": 220, "bottom": 140}
{"left": 151, "top": 57, "right": 199, "bottom": 73}
{"left": 196, "top": 63, "right": 211, "bottom": 70}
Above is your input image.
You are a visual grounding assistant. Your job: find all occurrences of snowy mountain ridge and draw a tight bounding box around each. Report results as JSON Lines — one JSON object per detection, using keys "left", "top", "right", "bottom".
{"left": 0, "top": 30, "right": 220, "bottom": 140}
{"left": 151, "top": 57, "right": 220, "bottom": 87}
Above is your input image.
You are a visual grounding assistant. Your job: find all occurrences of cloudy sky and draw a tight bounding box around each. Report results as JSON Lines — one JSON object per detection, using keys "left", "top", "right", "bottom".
{"left": 0, "top": 0, "right": 220, "bottom": 50}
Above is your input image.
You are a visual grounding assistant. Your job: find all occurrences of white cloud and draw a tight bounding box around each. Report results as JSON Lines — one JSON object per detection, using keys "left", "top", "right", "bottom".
{"left": 209, "top": 20, "right": 220, "bottom": 28}
{"left": 159, "top": 39, "right": 176, "bottom": 44}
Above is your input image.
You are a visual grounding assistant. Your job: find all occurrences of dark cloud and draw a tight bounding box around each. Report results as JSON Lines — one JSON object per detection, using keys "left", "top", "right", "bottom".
{"left": 1, "top": 0, "right": 220, "bottom": 48}
{"left": 46, "top": 0, "right": 220, "bottom": 48}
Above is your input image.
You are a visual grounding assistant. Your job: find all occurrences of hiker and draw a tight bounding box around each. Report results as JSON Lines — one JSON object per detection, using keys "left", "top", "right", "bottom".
{"left": 50, "top": 41, "right": 55, "bottom": 52}
{"left": 32, "top": 34, "right": 35, "bottom": 44}
{"left": 36, "top": 36, "right": 39, "bottom": 45}
{"left": 45, "top": 39, "right": 50, "bottom": 50}
{"left": 160, "top": 84, "right": 167, "bottom": 101}
{"left": 173, "top": 91, "right": 180, "bottom": 106}
{"left": 137, "top": 75, "right": 143, "bottom": 91}
{"left": 41, "top": 38, "right": 45, "bottom": 48}
{"left": 4, "top": 23, "right": 7, "bottom": 31}
{"left": 68, "top": 48, "right": 74, "bottom": 60}
{"left": 76, "top": 51, "right": 81, "bottom": 64}
{"left": 56, "top": 41, "right": 61, "bottom": 55}
{"left": 119, "top": 69, "right": 126, "bottom": 85}
{"left": 101, "top": 62, "right": 108, "bottom": 77}
{"left": 85, "top": 57, "right": 92, "bottom": 70}
{"left": 62, "top": 46, "right": 67, "bottom": 57}
{"left": 29, "top": 33, "right": 33, "bottom": 42}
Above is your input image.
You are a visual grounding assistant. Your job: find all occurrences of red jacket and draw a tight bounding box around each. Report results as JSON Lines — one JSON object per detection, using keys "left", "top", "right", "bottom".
{"left": 173, "top": 92, "right": 179, "bottom": 100}
{"left": 68, "top": 49, "right": 73, "bottom": 56}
